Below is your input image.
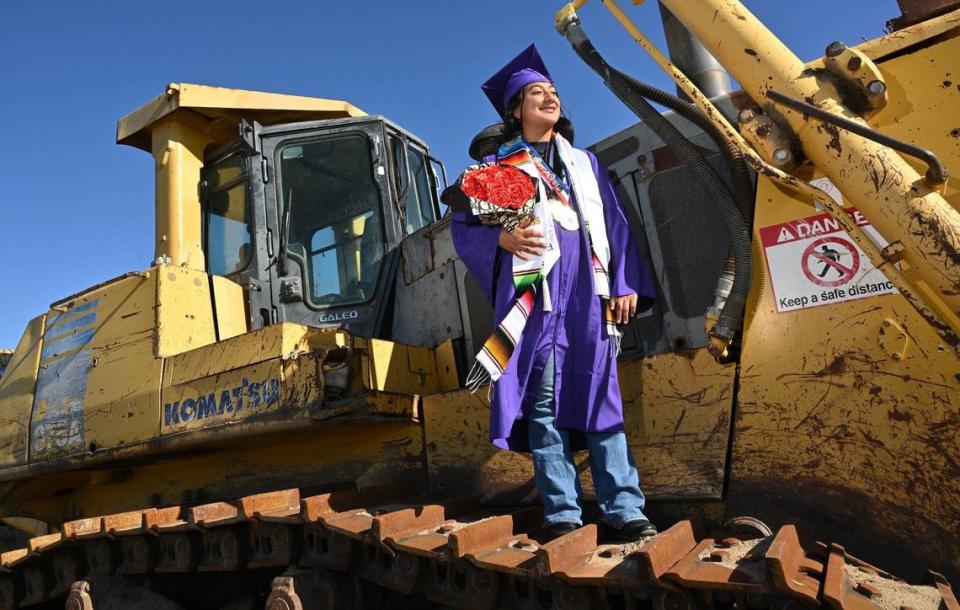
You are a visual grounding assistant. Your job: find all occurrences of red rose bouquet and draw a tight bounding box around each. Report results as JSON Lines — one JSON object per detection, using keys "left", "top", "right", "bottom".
{"left": 445, "top": 164, "right": 539, "bottom": 232}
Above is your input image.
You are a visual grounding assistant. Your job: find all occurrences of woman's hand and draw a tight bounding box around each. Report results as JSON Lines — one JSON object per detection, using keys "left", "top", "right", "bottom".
{"left": 499, "top": 224, "right": 546, "bottom": 261}
{"left": 609, "top": 294, "right": 638, "bottom": 325}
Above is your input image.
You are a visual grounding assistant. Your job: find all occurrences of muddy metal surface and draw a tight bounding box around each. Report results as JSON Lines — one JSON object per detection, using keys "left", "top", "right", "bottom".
{"left": 0, "top": 486, "right": 955, "bottom": 609}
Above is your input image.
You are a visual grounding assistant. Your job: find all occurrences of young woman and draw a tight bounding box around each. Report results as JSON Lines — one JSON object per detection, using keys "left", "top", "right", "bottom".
{"left": 451, "top": 45, "right": 658, "bottom": 542}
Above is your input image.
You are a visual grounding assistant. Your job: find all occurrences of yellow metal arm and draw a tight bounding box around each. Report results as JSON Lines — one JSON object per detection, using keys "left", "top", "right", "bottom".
{"left": 558, "top": 0, "right": 960, "bottom": 352}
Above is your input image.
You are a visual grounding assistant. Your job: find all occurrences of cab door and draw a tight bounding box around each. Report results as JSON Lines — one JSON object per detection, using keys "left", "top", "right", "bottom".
{"left": 200, "top": 141, "right": 274, "bottom": 330}
{"left": 258, "top": 117, "right": 400, "bottom": 338}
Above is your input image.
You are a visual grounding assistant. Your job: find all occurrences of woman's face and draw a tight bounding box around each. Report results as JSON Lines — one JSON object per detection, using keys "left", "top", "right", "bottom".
{"left": 512, "top": 81, "right": 560, "bottom": 131}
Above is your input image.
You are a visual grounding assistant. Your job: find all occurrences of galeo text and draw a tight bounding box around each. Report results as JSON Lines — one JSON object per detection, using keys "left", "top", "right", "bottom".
{"left": 319, "top": 310, "right": 359, "bottom": 323}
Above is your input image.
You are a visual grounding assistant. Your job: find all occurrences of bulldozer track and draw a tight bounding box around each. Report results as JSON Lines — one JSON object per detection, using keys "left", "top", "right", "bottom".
{"left": 0, "top": 485, "right": 954, "bottom": 610}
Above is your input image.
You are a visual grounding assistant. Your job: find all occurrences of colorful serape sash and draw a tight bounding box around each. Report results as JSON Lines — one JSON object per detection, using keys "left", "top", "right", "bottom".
{"left": 466, "top": 134, "right": 618, "bottom": 391}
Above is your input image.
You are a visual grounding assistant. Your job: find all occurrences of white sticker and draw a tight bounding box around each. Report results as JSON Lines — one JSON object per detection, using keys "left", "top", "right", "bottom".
{"left": 760, "top": 179, "right": 897, "bottom": 313}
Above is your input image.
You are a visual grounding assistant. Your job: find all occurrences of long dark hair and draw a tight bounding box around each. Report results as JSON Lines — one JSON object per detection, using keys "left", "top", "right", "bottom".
{"left": 502, "top": 88, "right": 574, "bottom": 145}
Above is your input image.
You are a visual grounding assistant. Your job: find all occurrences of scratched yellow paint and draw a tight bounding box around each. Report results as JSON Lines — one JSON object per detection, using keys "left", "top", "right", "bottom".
{"left": 0, "top": 308, "right": 429, "bottom": 525}
{"left": 733, "top": 32, "right": 960, "bottom": 570}
{"left": 618, "top": 350, "right": 735, "bottom": 498}
{"left": 5, "top": 421, "right": 424, "bottom": 526}
{"left": 0, "top": 316, "right": 45, "bottom": 467}
{"left": 163, "top": 323, "right": 324, "bottom": 387}
{"left": 156, "top": 266, "right": 217, "bottom": 357}
{"left": 0, "top": 264, "right": 433, "bottom": 471}
{"left": 159, "top": 325, "right": 425, "bottom": 433}
{"left": 83, "top": 273, "right": 160, "bottom": 451}
{"left": 361, "top": 338, "right": 441, "bottom": 396}
{"left": 435, "top": 339, "right": 460, "bottom": 393}
{"left": 867, "top": 34, "right": 960, "bottom": 213}
{"left": 25, "top": 273, "right": 160, "bottom": 460}
{"left": 424, "top": 348, "right": 735, "bottom": 502}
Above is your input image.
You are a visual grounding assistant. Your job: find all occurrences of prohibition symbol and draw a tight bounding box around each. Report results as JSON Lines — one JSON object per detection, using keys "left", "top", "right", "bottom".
{"left": 801, "top": 236, "right": 860, "bottom": 288}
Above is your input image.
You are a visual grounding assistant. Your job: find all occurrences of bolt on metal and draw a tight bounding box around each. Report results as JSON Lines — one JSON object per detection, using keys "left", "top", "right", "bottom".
{"left": 826, "top": 41, "right": 847, "bottom": 57}
{"left": 867, "top": 80, "right": 886, "bottom": 96}
{"left": 772, "top": 148, "right": 792, "bottom": 164}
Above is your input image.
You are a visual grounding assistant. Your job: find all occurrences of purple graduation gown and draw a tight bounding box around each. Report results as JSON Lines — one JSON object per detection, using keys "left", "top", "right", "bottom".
{"left": 452, "top": 149, "right": 655, "bottom": 451}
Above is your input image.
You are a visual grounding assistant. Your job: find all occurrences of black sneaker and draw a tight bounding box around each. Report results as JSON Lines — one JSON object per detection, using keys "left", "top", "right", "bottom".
{"left": 534, "top": 521, "right": 580, "bottom": 543}
{"left": 607, "top": 519, "right": 657, "bottom": 543}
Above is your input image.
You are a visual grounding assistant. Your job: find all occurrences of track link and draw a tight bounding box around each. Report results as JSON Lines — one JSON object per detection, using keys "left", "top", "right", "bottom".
{"left": 0, "top": 485, "right": 955, "bottom": 609}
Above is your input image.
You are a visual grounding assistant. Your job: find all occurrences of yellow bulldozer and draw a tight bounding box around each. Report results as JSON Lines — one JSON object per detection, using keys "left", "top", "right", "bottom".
{"left": 0, "top": 0, "right": 958, "bottom": 608}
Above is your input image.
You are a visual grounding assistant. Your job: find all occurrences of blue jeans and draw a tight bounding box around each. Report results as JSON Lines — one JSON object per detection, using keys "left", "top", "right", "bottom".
{"left": 528, "top": 351, "right": 648, "bottom": 529}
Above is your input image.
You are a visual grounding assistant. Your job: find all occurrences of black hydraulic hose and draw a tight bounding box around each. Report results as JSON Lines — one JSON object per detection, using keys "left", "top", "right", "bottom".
{"left": 613, "top": 61, "right": 754, "bottom": 349}
{"left": 562, "top": 21, "right": 752, "bottom": 344}
{"left": 617, "top": 70, "right": 754, "bottom": 224}
{"left": 610, "top": 57, "right": 756, "bottom": 351}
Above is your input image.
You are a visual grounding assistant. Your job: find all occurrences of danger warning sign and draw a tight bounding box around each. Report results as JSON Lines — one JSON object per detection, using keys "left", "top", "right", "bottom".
{"left": 760, "top": 182, "right": 897, "bottom": 312}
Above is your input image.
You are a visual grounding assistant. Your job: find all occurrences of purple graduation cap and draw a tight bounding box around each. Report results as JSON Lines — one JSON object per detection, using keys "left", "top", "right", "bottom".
{"left": 482, "top": 44, "right": 554, "bottom": 117}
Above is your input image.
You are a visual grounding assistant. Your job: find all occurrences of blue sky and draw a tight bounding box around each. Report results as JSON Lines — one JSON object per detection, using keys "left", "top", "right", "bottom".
{"left": 0, "top": 1, "right": 897, "bottom": 348}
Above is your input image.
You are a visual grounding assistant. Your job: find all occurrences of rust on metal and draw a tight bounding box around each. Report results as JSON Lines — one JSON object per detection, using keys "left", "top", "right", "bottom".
{"left": 61, "top": 517, "right": 105, "bottom": 540}
{"left": 321, "top": 509, "right": 379, "bottom": 539}
{"left": 448, "top": 508, "right": 542, "bottom": 559}
{"left": 0, "top": 549, "right": 28, "bottom": 569}
{"left": 667, "top": 536, "right": 773, "bottom": 591}
{"left": 387, "top": 520, "right": 460, "bottom": 557}
{"left": 145, "top": 506, "right": 186, "bottom": 531}
{"left": 765, "top": 525, "right": 823, "bottom": 604}
{"left": 0, "top": 487, "right": 953, "bottom": 608}
{"left": 888, "top": 0, "right": 960, "bottom": 29}
{"left": 26, "top": 533, "right": 64, "bottom": 555}
{"left": 535, "top": 524, "right": 598, "bottom": 577}
{"left": 464, "top": 534, "right": 540, "bottom": 574}
{"left": 373, "top": 497, "right": 478, "bottom": 542}
{"left": 372, "top": 505, "right": 449, "bottom": 542}
{"left": 824, "top": 544, "right": 953, "bottom": 610}
{"left": 188, "top": 501, "right": 241, "bottom": 527}
{"left": 934, "top": 571, "right": 960, "bottom": 610}
{"left": 300, "top": 482, "right": 414, "bottom": 523}
{"left": 239, "top": 488, "right": 301, "bottom": 521}
{"left": 637, "top": 521, "right": 699, "bottom": 582}
{"left": 103, "top": 509, "right": 150, "bottom": 535}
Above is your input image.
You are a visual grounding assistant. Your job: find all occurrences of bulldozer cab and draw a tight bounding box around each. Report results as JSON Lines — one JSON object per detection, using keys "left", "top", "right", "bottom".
{"left": 200, "top": 116, "right": 445, "bottom": 337}
{"left": 112, "top": 83, "right": 448, "bottom": 341}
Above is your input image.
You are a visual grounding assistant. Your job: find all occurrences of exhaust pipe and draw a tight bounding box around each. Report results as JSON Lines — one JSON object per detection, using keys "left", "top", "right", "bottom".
{"left": 658, "top": 2, "right": 731, "bottom": 99}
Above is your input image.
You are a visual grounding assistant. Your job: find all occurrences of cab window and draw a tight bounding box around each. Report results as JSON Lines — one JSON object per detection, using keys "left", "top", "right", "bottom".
{"left": 391, "top": 138, "right": 438, "bottom": 234}
{"left": 202, "top": 155, "right": 251, "bottom": 276}
{"left": 278, "top": 134, "right": 384, "bottom": 308}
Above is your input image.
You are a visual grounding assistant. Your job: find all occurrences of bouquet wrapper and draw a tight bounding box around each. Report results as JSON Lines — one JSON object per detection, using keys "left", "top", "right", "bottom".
{"left": 445, "top": 163, "right": 539, "bottom": 232}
